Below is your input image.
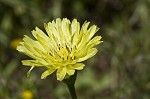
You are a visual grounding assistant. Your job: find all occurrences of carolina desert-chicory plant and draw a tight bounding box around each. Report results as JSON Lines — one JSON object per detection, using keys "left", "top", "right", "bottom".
{"left": 16, "top": 18, "right": 103, "bottom": 81}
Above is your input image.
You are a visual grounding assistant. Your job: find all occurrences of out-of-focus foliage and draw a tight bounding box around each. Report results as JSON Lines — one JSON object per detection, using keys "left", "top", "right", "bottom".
{"left": 0, "top": 0, "right": 150, "bottom": 99}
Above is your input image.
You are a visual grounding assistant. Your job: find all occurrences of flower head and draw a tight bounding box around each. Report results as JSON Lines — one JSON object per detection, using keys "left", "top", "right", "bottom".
{"left": 11, "top": 38, "right": 22, "bottom": 49}
{"left": 21, "top": 90, "right": 33, "bottom": 99}
{"left": 17, "top": 18, "right": 103, "bottom": 81}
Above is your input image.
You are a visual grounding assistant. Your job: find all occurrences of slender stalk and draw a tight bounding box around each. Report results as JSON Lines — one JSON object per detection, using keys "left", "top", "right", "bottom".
{"left": 63, "top": 71, "right": 77, "bottom": 99}
{"left": 65, "top": 81, "right": 77, "bottom": 99}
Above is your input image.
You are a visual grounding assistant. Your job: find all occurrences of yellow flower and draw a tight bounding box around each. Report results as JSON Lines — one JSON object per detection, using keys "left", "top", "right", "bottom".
{"left": 21, "top": 90, "right": 33, "bottom": 99}
{"left": 16, "top": 18, "right": 103, "bottom": 81}
{"left": 11, "top": 38, "right": 22, "bottom": 49}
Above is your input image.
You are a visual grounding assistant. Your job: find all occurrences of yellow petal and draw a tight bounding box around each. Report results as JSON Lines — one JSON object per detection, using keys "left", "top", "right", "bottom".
{"left": 87, "top": 36, "right": 102, "bottom": 48}
{"left": 71, "top": 19, "right": 78, "bottom": 36}
{"left": 32, "top": 27, "right": 49, "bottom": 41}
{"left": 77, "top": 48, "right": 98, "bottom": 62}
{"left": 66, "top": 69, "right": 75, "bottom": 76}
{"left": 24, "top": 43, "right": 42, "bottom": 57}
{"left": 73, "top": 63, "right": 85, "bottom": 70}
{"left": 22, "top": 60, "right": 43, "bottom": 66}
{"left": 59, "top": 46, "right": 68, "bottom": 60}
{"left": 80, "top": 21, "right": 90, "bottom": 34}
{"left": 88, "top": 25, "right": 99, "bottom": 40}
{"left": 17, "top": 45, "right": 36, "bottom": 59}
{"left": 76, "top": 31, "right": 89, "bottom": 50}
{"left": 49, "top": 19, "right": 61, "bottom": 44}
{"left": 71, "top": 21, "right": 80, "bottom": 46}
{"left": 66, "top": 65, "right": 75, "bottom": 75}
{"left": 75, "top": 47, "right": 88, "bottom": 58}
{"left": 56, "top": 67, "right": 67, "bottom": 81}
{"left": 61, "top": 18, "right": 71, "bottom": 41}
{"left": 46, "top": 22, "right": 61, "bottom": 44}
{"left": 27, "top": 66, "right": 34, "bottom": 77}
{"left": 23, "top": 35, "right": 46, "bottom": 52}
{"left": 41, "top": 68, "right": 56, "bottom": 79}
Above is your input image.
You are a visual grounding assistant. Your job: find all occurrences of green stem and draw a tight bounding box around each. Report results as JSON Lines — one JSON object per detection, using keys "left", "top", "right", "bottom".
{"left": 63, "top": 71, "right": 77, "bottom": 99}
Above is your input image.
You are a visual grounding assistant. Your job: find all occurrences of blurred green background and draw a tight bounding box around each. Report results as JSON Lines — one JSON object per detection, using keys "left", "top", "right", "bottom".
{"left": 0, "top": 0, "right": 150, "bottom": 99}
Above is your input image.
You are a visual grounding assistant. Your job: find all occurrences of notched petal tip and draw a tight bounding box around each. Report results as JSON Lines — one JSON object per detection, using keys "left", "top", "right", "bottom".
{"left": 16, "top": 46, "right": 24, "bottom": 52}
{"left": 72, "top": 18, "right": 77, "bottom": 22}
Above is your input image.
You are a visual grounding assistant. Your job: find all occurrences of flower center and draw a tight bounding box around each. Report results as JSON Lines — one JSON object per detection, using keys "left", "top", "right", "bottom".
{"left": 54, "top": 45, "right": 77, "bottom": 66}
